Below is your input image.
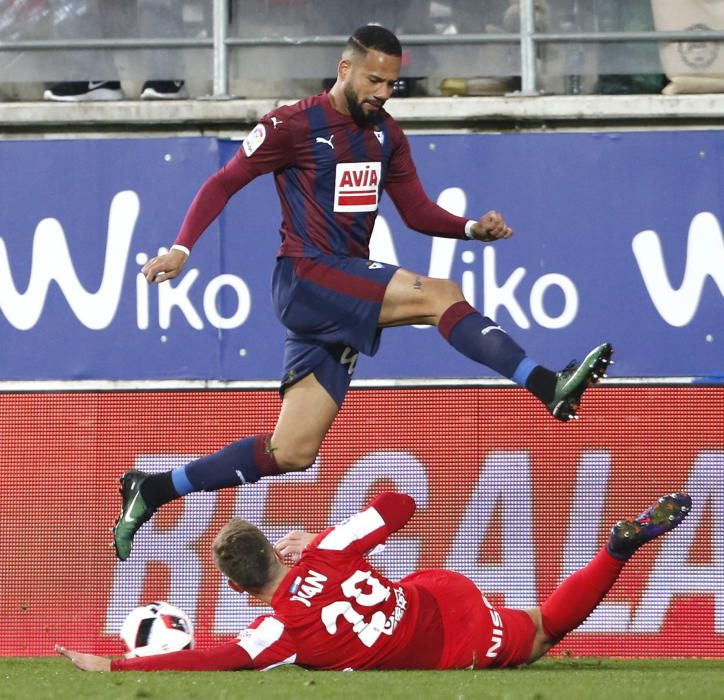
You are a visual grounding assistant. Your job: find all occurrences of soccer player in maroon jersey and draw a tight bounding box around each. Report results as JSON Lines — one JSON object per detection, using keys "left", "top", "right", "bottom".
{"left": 64, "top": 491, "right": 690, "bottom": 672}
{"left": 113, "top": 25, "right": 613, "bottom": 561}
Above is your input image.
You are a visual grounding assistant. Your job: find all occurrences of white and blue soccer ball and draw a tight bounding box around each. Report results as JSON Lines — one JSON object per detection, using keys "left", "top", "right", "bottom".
{"left": 120, "top": 601, "right": 195, "bottom": 657}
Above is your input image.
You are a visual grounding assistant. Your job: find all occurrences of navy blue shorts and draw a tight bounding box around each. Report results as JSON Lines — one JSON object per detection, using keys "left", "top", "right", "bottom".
{"left": 272, "top": 255, "right": 399, "bottom": 406}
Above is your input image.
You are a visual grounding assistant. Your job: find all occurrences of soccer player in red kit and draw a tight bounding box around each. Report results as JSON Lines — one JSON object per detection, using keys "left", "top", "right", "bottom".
{"left": 113, "top": 25, "right": 613, "bottom": 561}
{"left": 63, "top": 490, "right": 690, "bottom": 672}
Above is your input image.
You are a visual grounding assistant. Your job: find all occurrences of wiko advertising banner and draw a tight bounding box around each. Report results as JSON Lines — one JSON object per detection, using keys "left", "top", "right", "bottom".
{"left": 0, "top": 131, "right": 722, "bottom": 380}
{"left": 1, "top": 387, "right": 722, "bottom": 657}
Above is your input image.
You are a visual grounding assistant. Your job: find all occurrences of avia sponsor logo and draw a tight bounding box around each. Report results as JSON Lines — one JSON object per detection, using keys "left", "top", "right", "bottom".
{"left": 632, "top": 211, "right": 724, "bottom": 327}
{"left": 0, "top": 190, "right": 252, "bottom": 332}
{"left": 333, "top": 162, "right": 381, "bottom": 213}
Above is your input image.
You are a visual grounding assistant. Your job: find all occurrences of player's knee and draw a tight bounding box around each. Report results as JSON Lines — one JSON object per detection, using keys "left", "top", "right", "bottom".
{"left": 276, "top": 457, "right": 315, "bottom": 473}
{"left": 273, "top": 446, "right": 317, "bottom": 472}
{"left": 524, "top": 608, "right": 556, "bottom": 663}
{"left": 429, "top": 278, "right": 465, "bottom": 320}
{"left": 433, "top": 277, "right": 462, "bottom": 299}
{"left": 434, "top": 278, "right": 464, "bottom": 306}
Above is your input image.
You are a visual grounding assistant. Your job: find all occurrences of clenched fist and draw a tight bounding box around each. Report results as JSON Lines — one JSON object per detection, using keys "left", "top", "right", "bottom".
{"left": 468, "top": 210, "right": 513, "bottom": 242}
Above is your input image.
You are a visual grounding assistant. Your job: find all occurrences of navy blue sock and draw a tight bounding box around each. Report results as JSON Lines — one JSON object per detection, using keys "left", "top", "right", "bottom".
{"left": 171, "top": 434, "right": 280, "bottom": 495}
{"left": 438, "top": 301, "right": 529, "bottom": 379}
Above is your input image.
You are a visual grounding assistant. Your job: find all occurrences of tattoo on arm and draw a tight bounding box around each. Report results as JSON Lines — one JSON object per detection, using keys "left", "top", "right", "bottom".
{"left": 413, "top": 276, "right": 423, "bottom": 292}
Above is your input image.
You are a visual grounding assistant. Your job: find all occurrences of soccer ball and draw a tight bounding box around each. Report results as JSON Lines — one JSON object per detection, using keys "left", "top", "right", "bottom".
{"left": 120, "top": 601, "right": 195, "bottom": 657}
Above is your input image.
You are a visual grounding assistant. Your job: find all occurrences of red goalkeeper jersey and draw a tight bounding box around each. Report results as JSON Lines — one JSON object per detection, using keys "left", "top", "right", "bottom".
{"left": 112, "top": 492, "right": 514, "bottom": 672}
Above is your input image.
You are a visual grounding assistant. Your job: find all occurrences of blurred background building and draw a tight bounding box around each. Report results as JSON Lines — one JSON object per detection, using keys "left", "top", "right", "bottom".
{"left": 1, "top": 0, "right": 723, "bottom": 100}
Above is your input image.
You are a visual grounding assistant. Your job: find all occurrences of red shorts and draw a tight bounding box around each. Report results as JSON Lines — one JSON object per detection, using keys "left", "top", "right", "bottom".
{"left": 493, "top": 607, "right": 537, "bottom": 668}
{"left": 401, "top": 570, "right": 537, "bottom": 669}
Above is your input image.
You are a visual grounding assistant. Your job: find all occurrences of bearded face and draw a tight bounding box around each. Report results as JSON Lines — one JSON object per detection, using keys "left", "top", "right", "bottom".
{"left": 343, "top": 82, "right": 385, "bottom": 127}
{"left": 339, "top": 48, "right": 400, "bottom": 127}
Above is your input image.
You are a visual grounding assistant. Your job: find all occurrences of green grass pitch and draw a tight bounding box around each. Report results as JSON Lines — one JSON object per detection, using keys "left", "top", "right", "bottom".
{"left": 2, "top": 657, "right": 723, "bottom": 700}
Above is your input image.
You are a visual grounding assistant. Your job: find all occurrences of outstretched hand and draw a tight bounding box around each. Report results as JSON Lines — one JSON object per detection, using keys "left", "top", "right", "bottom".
{"left": 469, "top": 210, "right": 513, "bottom": 242}
{"left": 274, "top": 530, "right": 317, "bottom": 563}
{"left": 141, "top": 248, "right": 189, "bottom": 284}
{"left": 55, "top": 644, "right": 111, "bottom": 672}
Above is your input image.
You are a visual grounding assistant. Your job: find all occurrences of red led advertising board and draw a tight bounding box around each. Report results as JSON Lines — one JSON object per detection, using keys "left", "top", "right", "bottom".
{"left": 1, "top": 386, "right": 721, "bottom": 657}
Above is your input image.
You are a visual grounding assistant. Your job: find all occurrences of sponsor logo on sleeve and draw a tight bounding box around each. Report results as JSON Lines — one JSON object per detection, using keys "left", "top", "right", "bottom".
{"left": 243, "top": 123, "right": 267, "bottom": 157}
{"left": 333, "top": 162, "right": 381, "bottom": 213}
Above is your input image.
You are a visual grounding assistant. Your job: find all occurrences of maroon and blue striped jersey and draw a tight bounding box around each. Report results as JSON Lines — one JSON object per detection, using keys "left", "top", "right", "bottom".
{"left": 174, "top": 93, "right": 469, "bottom": 258}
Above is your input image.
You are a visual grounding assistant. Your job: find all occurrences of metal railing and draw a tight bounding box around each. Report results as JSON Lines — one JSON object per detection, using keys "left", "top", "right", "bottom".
{"left": 1, "top": 0, "right": 724, "bottom": 98}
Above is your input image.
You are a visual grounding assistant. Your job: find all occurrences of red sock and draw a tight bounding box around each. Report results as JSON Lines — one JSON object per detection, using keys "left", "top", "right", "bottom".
{"left": 438, "top": 300, "right": 477, "bottom": 340}
{"left": 255, "top": 433, "right": 282, "bottom": 477}
{"left": 540, "top": 548, "right": 625, "bottom": 641}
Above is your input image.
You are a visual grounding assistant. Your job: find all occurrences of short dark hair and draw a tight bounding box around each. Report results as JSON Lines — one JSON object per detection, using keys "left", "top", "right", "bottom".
{"left": 213, "top": 518, "right": 277, "bottom": 593}
{"left": 347, "top": 24, "right": 402, "bottom": 58}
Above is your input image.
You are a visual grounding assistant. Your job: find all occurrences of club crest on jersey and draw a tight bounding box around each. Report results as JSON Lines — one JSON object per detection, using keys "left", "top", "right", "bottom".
{"left": 243, "top": 123, "right": 266, "bottom": 157}
{"left": 333, "top": 162, "right": 381, "bottom": 213}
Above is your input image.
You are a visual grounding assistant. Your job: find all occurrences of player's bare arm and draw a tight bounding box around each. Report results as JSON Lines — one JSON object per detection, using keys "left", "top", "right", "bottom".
{"left": 55, "top": 645, "right": 111, "bottom": 672}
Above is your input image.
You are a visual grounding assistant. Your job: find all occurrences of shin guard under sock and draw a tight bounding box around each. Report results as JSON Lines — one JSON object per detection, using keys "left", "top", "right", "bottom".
{"left": 438, "top": 301, "right": 527, "bottom": 379}
{"left": 172, "top": 433, "right": 281, "bottom": 495}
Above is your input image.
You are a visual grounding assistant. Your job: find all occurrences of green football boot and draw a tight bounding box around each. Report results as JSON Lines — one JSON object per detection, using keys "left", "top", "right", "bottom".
{"left": 547, "top": 343, "right": 613, "bottom": 422}
{"left": 113, "top": 470, "right": 155, "bottom": 561}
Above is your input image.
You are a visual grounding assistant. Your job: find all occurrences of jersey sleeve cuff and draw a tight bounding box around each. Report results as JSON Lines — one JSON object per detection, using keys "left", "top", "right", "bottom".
{"left": 171, "top": 244, "right": 191, "bottom": 256}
